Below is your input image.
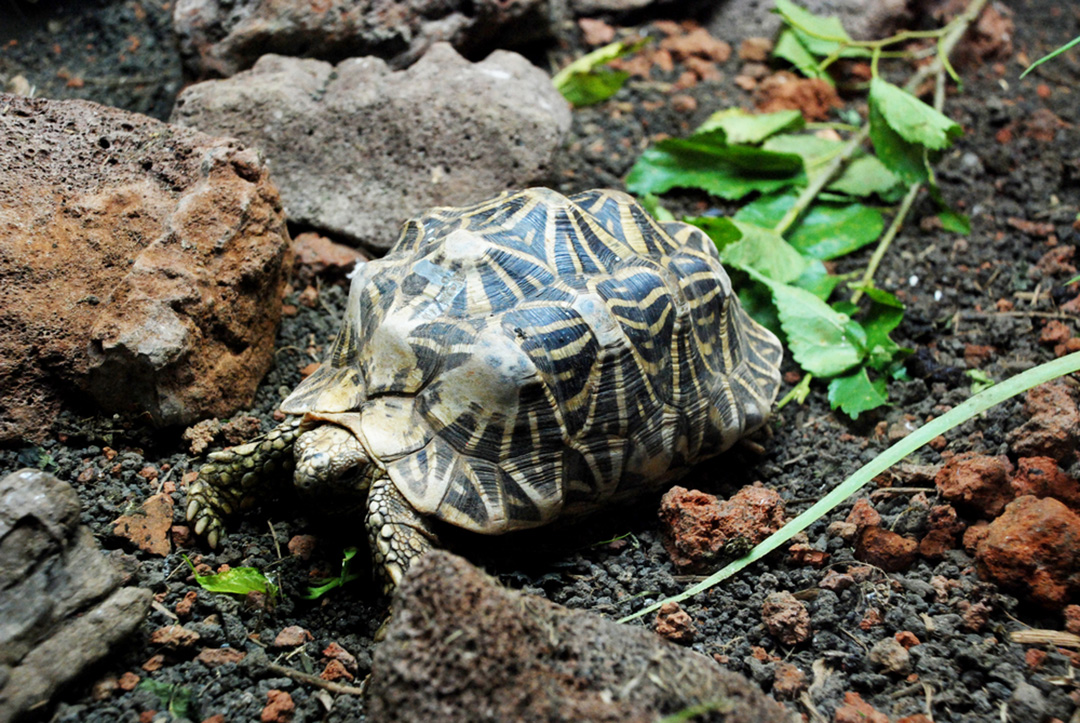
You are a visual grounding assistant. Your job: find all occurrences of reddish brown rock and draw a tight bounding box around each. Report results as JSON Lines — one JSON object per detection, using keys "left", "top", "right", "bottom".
{"left": 934, "top": 452, "right": 1014, "bottom": 517}
{"left": 112, "top": 494, "right": 175, "bottom": 557}
{"left": 367, "top": 551, "right": 798, "bottom": 722}
{"left": 287, "top": 534, "right": 318, "bottom": 561}
{"left": 761, "top": 591, "right": 811, "bottom": 646}
{"left": 855, "top": 527, "right": 918, "bottom": 573}
{"left": 754, "top": 72, "right": 842, "bottom": 120}
{"left": 1008, "top": 382, "right": 1080, "bottom": 462}
{"left": 149, "top": 625, "right": 201, "bottom": 650}
{"left": 320, "top": 659, "right": 355, "bottom": 682}
{"left": 846, "top": 498, "right": 881, "bottom": 534}
{"left": 261, "top": 689, "right": 295, "bottom": 723}
{"left": 1064, "top": 605, "right": 1080, "bottom": 635}
{"left": 272, "top": 626, "right": 312, "bottom": 648}
{"left": 918, "top": 504, "right": 964, "bottom": 560}
{"left": 0, "top": 94, "right": 291, "bottom": 441}
{"left": 771, "top": 662, "right": 806, "bottom": 700}
{"left": 196, "top": 647, "right": 246, "bottom": 667}
{"left": 819, "top": 570, "right": 855, "bottom": 592}
{"left": 975, "top": 496, "right": 1080, "bottom": 609}
{"left": 175, "top": 591, "right": 198, "bottom": 620}
{"left": 292, "top": 232, "right": 367, "bottom": 286}
{"left": 659, "top": 484, "right": 785, "bottom": 572}
{"left": 654, "top": 602, "right": 696, "bottom": 645}
{"left": 322, "top": 642, "right": 358, "bottom": 673}
{"left": 1011, "top": 457, "right": 1080, "bottom": 508}
{"left": 834, "top": 692, "right": 889, "bottom": 723}
{"left": 738, "top": 37, "right": 773, "bottom": 62}
{"left": 182, "top": 419, "right": 222, "bottom": 456}
{"left": 894, "top": 631, "right": 920, "bottom": 649}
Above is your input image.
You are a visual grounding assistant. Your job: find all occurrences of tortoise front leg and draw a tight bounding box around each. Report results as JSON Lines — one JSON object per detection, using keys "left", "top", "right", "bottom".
{"left": 365, "top": 473, "right": 441, "bottom": 594}
{"left": 186, "top": 415, "right": 303, "bottom": 548}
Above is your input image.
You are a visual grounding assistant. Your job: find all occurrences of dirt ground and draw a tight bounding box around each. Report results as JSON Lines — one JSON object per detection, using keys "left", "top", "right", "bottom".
{"left": 2, "top": 0, "right": 1080, "bottom": 721}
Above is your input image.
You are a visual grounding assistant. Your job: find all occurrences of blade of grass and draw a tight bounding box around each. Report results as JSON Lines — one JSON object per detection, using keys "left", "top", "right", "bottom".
{"left": 619, "top": 350, "right": 1080, "bottom": 623}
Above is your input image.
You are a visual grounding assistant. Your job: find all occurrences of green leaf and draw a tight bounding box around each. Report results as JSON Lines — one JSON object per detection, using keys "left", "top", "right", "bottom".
{"left": 689, "top": 217, "right": 808, "bottom": 284}
{"left": 967, "top": 369, "right": 995, "bottom": 393}
{"left": 761, "top": 275, "right": 866, "bottom": 376}
{"left": 868, "top": 100, "right": 928, "bottom": 185}
{"left": 868, "top": 78, "right": 962, "bottom": 150}
{"left": 792, "top": 259, "right": 840, "bottom": 300}
{"left": 828, "top": 154, "right": 902, "bottom": 198}
{"left": 138, "top": 680, "right": 196, "bottom": 719}
{"left": 184, "top": 555, "right": 278, "bottom": 599}
{"left": 626, "top": 131, "right": 805, "bottom": 200}
{"left": 696, "top": 109, "right": 805, "bottom": 144}
{"left": 762, "top": 133, "right": 845, "bottom": 181}
{"left": 734, "top": 192, "right": 884, "bottom": 260}
{"left": 937, "top": 209, "right": 970, "bottom": 234}
{"left": 773, "top": 28, "right": 826, "bottom": 79}
{"left": 552, "top": 39, "right": 648, "bottom": 107}
{"left": 301, "top": 547, "right": 362, "bottom": 600}
{"left": 773, "top": 0, "right": 870, "bottom": 58}
{"left": 828, "top": 367, "right": 889, "bottom": 418}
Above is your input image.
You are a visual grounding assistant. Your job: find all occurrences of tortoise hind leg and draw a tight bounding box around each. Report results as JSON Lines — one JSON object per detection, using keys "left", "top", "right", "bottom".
{"left": 365, "top": 474, "right": 441, "bottom": 594}
{"left": 186, "top": 415, "right": 303, "bottom": 548}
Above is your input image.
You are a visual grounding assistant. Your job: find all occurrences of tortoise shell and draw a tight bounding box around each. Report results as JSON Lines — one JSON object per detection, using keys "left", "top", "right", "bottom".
{"left": 280, "top": 188, "right": 782, "bottom": 534}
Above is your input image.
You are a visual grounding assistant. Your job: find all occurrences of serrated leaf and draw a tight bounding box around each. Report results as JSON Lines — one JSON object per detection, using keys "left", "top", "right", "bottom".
{"left": 773, "top": 0, "right": 870, "bottom": 59}
{"left": 689, "top": 217, "right": 807, "bottom": 284}
{"left": 760, "top": 276, "right": 866, "bottom": 376}
{"left": 828, "top": 367, "right": 889, "bottom": 418}
{"left": 696, "top": 109, "right": 805, "bottom": 144}
{"left": 868, "top": 100, "right": 928, "bottom": 185}
{"left": 553, "top": 38, "right": 648, "bottom": 107}
{"left": 868, "top": 78, "right": 962, "bottom": 150}
{"left": 626, "top": 132, "right": 805, "bottom": 199}
{"left": 828, "top": 154, "right": 902, "bottom": 198}
{"left": 734, "top": 192, "right": 884, "bottom": 260}
{"left": 184, "top": 555, "right": 277, "bottom": 598}
{"left": 762, "top": 133, "right": 845, "bottom": 181}
{"left": 773, "top": 28, "right": 827, "bottom": 79}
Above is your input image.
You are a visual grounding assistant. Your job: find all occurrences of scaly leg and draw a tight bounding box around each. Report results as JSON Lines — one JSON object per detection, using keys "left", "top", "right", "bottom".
{"left": 186, "top": 415, "right": 303, "bottom": 548}
{"left": 365, "top": 473, "right": 441, "bottom": 594}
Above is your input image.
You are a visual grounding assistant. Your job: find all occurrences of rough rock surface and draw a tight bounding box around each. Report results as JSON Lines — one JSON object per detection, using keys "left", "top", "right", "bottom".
{"left": 174, "top": 0, "right": 564, "bottom": 78}
{"left": 975, "top": 495, "right": 1080, "bottom": 609}
{"left": 0, "top": 469, "right": 152, "bottom": 721}
{"left": 704, "top": 0, "right": 910, "bottom": 46}
{"left": 0, "top": 94, "right": 291, "bottom": 440}
{"left": 171, "top": 44, "right": 570, "bottom": 252}
{"left": 366, "top": 551, "right": 797, "bottom": 722}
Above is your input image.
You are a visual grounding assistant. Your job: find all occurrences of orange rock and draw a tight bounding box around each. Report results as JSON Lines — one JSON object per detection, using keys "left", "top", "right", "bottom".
{"left": 320, "top": 659, "right": 355, "bottom": 681}
{"left": 117, "top": 672, "right": 141, "bottom": 691}
{"left": 150, "top": 624, "right": 202, "bottom": 650}
{"left": 834, "top": 692, "right": 889, "bottom": 723}
{"left": 1064, "top": 605, "right": 1080, "bottom": 634}
{"left": 175, "top": 590, "right": 198, "bottom": 619}
{"left": 1008, "top": 382, "right": 1080, "bottom": 462}
{"left": 658, "top": 484, "right": 785, "bottom": 572}
{"left": 754, "top": 72, "right": 841, "bottom": 121}
{"left": 935, "top": 452, "right": 1014, "bottom": 517}
{"left": 772, "top": 662, "right": 806, "bottom": 699}
{"left": 288, "top": 534, "right": 318, "bottom": 560}
{"left": 112, "top": 493, "right": 174, "bottom": 556}
{"left": 738, "top": 37, "right": 773, "bottom": 62}
{"left": 894, "top": 631, "right": 920, "bottom": 649}
{"left": 261, "top": 690, "right": 295, "bottom": 723}
{"left": 761, "top": 591, "right": 810, "bottom": 646}
{"left": 660, "top": 27, "right": 732, "bottom": 63}
{"left": 578, "top": 18, "right": 615, "bottom": 47}
{"left": 273, "top": 625, "right": 313, "bottom": 648}
{"left": 975, "top": 496, "right": 1080, "bottom": 608}
{"left": 918, "top": 505, "right": 963, "bottom": 560}
{"left": 856, "top": 527, "right": 918, "bottom": 572}
{"left": 197, "top": 647, "right": 247, "bottom": 667}
{"left": 1010, "top": 457, "right": 1080, "bottom": 508}
{"left": 846, "top": 498, "right": 881, "bottom": 535}
{"left": 654, "top": 602, "right": 696, "bottom": 644}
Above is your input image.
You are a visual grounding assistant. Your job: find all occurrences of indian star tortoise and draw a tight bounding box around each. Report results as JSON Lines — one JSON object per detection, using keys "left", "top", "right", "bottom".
{"left": 186, "top": 188, "right": 783, "bottom": 592}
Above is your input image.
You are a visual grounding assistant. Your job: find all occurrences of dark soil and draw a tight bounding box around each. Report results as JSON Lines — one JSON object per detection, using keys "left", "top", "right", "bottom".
{"left": 2, "top": 0, "right": 1080, "bottom": 721}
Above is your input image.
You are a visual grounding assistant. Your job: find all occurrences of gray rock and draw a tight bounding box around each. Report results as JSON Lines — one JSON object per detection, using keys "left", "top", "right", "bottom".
{"left": 704, "top": 0, "right": 910, "bottom": 46}
{"left": 0, "top": 94, "right": 291, "bottom": 439}
{"left": 367, "top": 550, "right": 798, "bottom": 722}
{"left": 868, "top": 637, "right": 912, "bottom": 675}
{"left": 0, "top": 469, "right": 152, "bottom": 722}
{"left": 172, "top": 44, "right": 571, "bottom": 253}
{"left": 174, "top": 0, "right": 565, "bottom": 78}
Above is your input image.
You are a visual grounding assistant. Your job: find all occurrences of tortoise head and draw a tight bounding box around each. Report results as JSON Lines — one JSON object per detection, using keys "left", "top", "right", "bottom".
{"left": 292, "top": 420, "right": 376, "bottom": 504}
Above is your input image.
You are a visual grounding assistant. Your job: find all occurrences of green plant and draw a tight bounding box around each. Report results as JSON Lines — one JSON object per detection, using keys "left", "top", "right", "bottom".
{"left": 301, "top": 546, "right": 362, "bottom": 600}
{"left": 553, "top": 38, "right": 649, "bottom": 107}
{"left": 138, "top": 680, "right": 196, "bottom": 719}
{"left": 627, "top": 0, "right": 989, "bottom": 417}
{"left": 182, "top": 555, "right": 279, "bottom": 601}
{"left": 621, "top": 350, "right": 1080, "bottom": 623}
{"left": 1020, "top": 35, "right": 1080, "bottom": 78}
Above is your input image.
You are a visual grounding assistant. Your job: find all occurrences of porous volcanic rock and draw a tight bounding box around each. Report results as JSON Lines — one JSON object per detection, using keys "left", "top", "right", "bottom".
{"left": 0, "top": 94, "right": 291, "bottom": 440}
{"left": 366, "top": 551, "right": 798, "bottom": 722}
{"left": 0, "top": 469, "right": 152, "bottom": 721}
{"left": 975, "top": 495, "right": 1080, "bottom": 609}
{"left": 171, "top": 44, "right": 570, "bottom": 252}
{"left": 173, "top": 0, "right": 564, "bottom": 78}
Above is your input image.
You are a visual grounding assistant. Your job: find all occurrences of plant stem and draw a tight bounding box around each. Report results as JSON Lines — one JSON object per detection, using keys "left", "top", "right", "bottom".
{"left": 850, "top": 181, "right": 921, "bottom": 303}
{"left": 773, "top": 125, "right": 869, "bottom": 236}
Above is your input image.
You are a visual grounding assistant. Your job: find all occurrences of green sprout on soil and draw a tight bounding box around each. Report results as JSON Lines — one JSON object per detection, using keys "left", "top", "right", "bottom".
{"left": 1020, "top": 34, "right": 1080, "bottom": 79}
{"left": 553, "top": 37, "right": 649, "bottom": 107}
{"left": 301, "top": 546, "right": 362, "bottom": 600}
{"left": 627, "top": 0, "right": 989, "bottom": 418}
{"left": 621, "top": 350, "right": 1080, "bottom": 623}
{"left": 137, "top": 680, "right": 196, "bottom": 719}
{"left": 182, "top": 554, "right": 279, "bottom": 601}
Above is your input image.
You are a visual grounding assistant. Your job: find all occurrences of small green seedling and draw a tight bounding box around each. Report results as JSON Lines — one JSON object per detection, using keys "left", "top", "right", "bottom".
{"left": 137, "top": 680, "right": 196, "bottom": 719}
{"left": 301, "top": 546, "right": 362, "bottom": 600}
{"left": 553, "top": 38, "right": 650, "bottom": 107}
{"left": 183, "top": 555, "right": 278, "bottom": 601}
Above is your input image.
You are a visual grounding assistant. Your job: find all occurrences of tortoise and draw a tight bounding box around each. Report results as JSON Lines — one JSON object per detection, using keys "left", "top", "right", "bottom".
{"left": 186, "top": 188, "right": 782, "bottom": 592}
